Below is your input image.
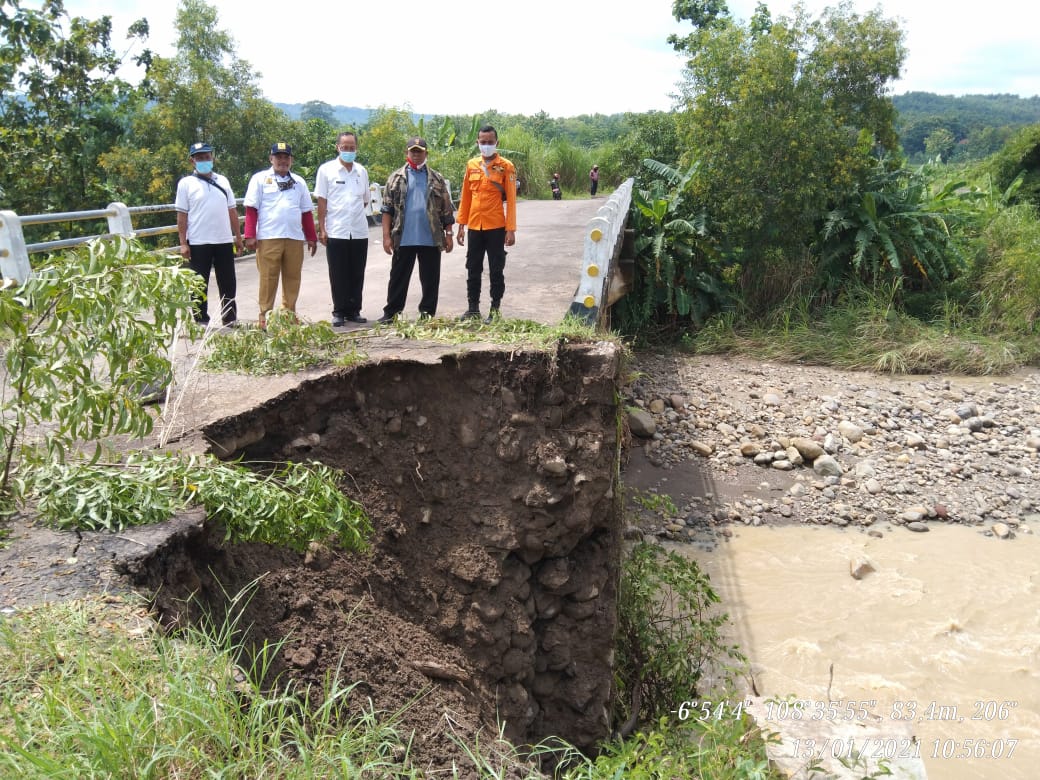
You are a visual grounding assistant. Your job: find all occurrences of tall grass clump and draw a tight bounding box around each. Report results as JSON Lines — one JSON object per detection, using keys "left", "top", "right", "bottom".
{"left": 971, "top": 203, "right": 1040, "bottom": 335}
{"left": 0, "top": 596, "right": 417, "bottom": 779}
{"left": 691, "top": 283, "right": 1022, "bottom": 375}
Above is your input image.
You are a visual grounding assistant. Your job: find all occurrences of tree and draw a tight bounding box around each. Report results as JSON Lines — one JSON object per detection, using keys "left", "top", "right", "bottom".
{"left": 924, "top": 128, "right": 956, "bottom": 161}
{"left": 100, "top": 0, "right": 289, "bottom": 206}
{"left": 359, "top": 107, "right": 418, "bottom": 186}
{"left": 989, "top": 123, "right": 1040, "bottom": 208}
{"left": 300, "top": 99, "right": 337, "bottom": 124}
{"left": 670, "top": 0, "right": 906, "bottom": 307}
{"left": 0, "top": 238, "right": 197, "bottom": 510}
{"left": 0, "top": 0, "right": 150, "bottom": 218}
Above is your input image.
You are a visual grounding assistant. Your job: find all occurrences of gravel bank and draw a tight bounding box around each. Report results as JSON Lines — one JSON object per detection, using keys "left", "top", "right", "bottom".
{"left": 623, "top": 352, "right": 1040, "bottom": 543}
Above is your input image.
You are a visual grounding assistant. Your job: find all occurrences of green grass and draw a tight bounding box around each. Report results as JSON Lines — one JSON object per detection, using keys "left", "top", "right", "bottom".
{"left": 690, "top": 285, "right": 1032, "bottom": 375}
{"left": 200, "top": 311, "right": 605, "bottom": 376}
{"left": 201, "top": 309, "right": 368, "bottom": 375}
{"left": 0, "top": 595, "right": 418, "bottom": 779}
{"left": 374, "top": 312, "right": 603, "bottom": 349}
{"left": 629, "top": 488, "right": 679, "bottom": 518}
{"left": 0, "top": 567, "right": 778, "bottom": 779}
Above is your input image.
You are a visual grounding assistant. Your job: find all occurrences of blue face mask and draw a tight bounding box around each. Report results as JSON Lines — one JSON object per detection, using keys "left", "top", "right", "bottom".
{"left": 194, "top": 160, "right": 214, "bottom": 174}
{"left": 339, "top": 151, "right": 357, "bottom": 163}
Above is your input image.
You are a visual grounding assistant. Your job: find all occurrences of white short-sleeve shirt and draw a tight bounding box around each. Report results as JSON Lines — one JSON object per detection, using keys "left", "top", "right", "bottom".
{"left": 315, "top": 159, "right": 370, "bottom": 239}
{"left": 175, "top": 173, "right": 236, "bottom": 245}
{"left": 243, "top": 167, "right": 314, "bottom": 240}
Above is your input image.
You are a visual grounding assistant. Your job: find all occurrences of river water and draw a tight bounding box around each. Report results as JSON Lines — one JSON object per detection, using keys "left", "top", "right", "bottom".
{"left": 675, "top": 524, "right": 1039, "bottom": 779}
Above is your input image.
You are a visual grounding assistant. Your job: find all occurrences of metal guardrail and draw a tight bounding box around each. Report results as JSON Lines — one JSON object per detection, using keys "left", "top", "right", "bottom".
{"left": 3, "top": 180, "right": 636, "bottom": 325}
{"left": 0, "top": 201, "right": 200, "bottom": 285}
{"left": 568, "top": 177, "right": 634, "bottom": 327}
{"left": 0, "top": 184, "right": 386, "bottom": 286}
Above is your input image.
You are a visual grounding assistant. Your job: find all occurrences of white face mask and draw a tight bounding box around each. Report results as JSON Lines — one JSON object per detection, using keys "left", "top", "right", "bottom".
{"left": 478, "top": 143, "right": 497, "bottom": 158}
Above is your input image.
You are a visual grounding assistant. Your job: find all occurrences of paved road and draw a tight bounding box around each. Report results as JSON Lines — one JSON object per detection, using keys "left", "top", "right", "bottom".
{"left": 214, "top": 198, "right": 606, "bottom": 328}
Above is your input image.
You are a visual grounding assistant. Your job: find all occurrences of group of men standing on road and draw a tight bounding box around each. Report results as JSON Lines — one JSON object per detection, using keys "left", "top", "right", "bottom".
{"left": 175, "top": 125, "right": 518, "bottom": 330}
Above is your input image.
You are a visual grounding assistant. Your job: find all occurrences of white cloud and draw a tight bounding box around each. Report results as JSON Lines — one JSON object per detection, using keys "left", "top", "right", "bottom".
{"left": 730, "top": 0, "right": 1040, "bottom": 98}
{"left": 61, "top": 0, "right": 689, "bottom": 116}
{"left": 57, "top": 0, "right": 1040, "bottom": 118}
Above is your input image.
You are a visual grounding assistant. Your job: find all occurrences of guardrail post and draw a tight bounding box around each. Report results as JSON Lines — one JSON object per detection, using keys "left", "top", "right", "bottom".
{"left": 107, "top": 202, "right": 135, "bottom": 237}
{"left": 568, "top": 178, "right": 634, "bottom": 328}
{"left": 0, "top": 210, "right": 33, "bottom": 284}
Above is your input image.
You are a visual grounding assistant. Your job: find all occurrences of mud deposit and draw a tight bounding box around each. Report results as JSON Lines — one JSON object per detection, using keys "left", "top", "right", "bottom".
{"left": 123, "top": 343, "right": 622, "bottom": 776}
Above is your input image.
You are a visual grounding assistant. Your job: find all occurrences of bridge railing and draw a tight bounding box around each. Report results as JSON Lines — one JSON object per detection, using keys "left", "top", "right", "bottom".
{"left": 4, "top": 182, "right": 638, "bottom": 324}
{"left": 0, "top": 184, "right": 391, "bottom": 287}
{"left": 567, "top": 177, "right": 634, "bottom": 328}
{"left": 0, "top": 201, "right": 198, "bottom": 285}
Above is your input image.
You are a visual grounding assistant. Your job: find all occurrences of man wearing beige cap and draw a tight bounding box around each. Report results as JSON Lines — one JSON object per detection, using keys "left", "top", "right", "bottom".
{"left": 243, "top": 142, "right": 317, "bottom": 328}
{"left": 377, "top": 136, "right": 455, "bottom": 322}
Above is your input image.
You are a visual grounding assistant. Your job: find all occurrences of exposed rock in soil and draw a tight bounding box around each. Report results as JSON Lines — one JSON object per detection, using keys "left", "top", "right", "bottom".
{"left": 127, "top": 344, "right": 623, "bottom": 776}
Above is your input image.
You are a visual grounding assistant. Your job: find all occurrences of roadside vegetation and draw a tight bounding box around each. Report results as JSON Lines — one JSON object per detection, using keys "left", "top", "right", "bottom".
{"left": 5, "top": 0, "right": 1040, "bottom": 775}
{"left": 615, "top": 3, "right": 1040, "bottom": 375}
{"left": 0, "top": 550, "right": 778, "bottom": 779}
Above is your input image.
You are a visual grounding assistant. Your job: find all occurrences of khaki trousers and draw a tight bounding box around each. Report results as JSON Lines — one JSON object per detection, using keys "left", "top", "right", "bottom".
{"left": 256, "top": 238, "right": 304, "bottom": 315}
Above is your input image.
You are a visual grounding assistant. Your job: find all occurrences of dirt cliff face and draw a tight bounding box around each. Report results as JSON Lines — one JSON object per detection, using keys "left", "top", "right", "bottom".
{"left": 131, "top": 343, "right": 623, "bottom": 774}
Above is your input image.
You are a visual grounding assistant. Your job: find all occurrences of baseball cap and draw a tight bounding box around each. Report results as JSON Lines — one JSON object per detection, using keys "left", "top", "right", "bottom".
{"left": 188, "top": 142, "right": 213, "bottom": 156}
{"left": 270, "top": 142, "right": 293, "bottom": 155}
{"left": 406, "top": 137, "right": 428, "bottom": 151}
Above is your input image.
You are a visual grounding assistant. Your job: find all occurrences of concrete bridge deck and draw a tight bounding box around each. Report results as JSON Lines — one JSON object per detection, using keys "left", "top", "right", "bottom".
{"left": 215, "top": 197, "right": 606, "bottom": 327}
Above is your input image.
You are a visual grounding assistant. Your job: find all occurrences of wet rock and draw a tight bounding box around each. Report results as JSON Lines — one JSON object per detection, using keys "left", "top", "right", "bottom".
{"left": 906, "top": 521, "right": 930, "bottom": 532}
{"left": 740, "top": 442, "right": 761, "bottom": 457}
{"left": 850, "top": 556, "right": 876, "bottom": 579}
{"left": 792, "top": 438, "right": 824, "bottom": 461}
{"left": 690, "top": 440, "right": 714, "bottom": 457}
{"left": 628, "top": 409, "right": 656, "bottom": 438}
{"left": 838, "top": 421, "right": 864, "bottom": 443}
{"left": 813, "top": 454, "right": 843, "bottom": 477}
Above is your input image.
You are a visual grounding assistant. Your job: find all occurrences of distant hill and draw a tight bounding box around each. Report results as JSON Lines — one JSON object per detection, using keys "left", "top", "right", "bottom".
{"left": 275, "top": 103, "right": 438, "bottom": 126}
{"left": 893, "top": 92, "right": 1040, "bottom": 128}
{"left": 893, "top": 92, "right": 1040, "bottom": 161}
{"left": 275, "top": 103, "right": 373, "bottom": 126}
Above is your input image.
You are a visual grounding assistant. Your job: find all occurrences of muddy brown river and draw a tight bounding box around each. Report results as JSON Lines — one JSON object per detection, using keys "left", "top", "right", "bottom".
{"left": 676, "top": 524, "right": 1039, "bottom": 779}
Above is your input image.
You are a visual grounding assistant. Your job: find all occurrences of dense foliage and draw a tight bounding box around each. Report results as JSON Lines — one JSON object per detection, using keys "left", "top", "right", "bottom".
{"left": 0, "top": 0, "right": 149, "bottom": 220}
{"left": 0, "top": 238, "right": 195, "bottom": 508}
{"left": 4, "top": 0, "right": 1040, "bottom": 363}
{"left": 895, "top": 92, "right": 1040, "bottom": 163}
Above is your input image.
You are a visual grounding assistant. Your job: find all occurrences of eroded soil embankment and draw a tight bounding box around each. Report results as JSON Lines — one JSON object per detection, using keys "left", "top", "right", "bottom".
{"left": 126, "top": 343, "right": 624, "bottom": 775}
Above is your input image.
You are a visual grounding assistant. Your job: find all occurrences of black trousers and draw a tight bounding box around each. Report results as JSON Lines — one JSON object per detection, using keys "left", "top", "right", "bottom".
{"left": 590, "top": 178, "right": 599, "bottom": 196}
{"left": 384, "top": 245, "right": 441, "bottom": 317}
{"left": 188, "top": 242, "right": 237, "bottom": 323}
{"left": 464, "top": 227, "right": 506, "bottom": 309}
{"left": 326, "top": 237, "right": 369, "bottom": 317}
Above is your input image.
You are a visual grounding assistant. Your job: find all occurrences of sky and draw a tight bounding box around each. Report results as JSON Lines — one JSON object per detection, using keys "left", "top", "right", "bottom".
{"left": 59, "top": 0, "right": 1040, "bottom": 117}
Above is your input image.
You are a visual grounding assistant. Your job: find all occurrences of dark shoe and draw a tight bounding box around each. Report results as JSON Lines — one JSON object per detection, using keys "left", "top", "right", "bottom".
{"left": 346, "top": 314, "right": 367, "bottom": 323}
{"left": 377, "top": 313, "right": 397, "bottom": 324}
{"left": 418, "top": 311, "right": 433, "bottom": 321}
{"left": 483, "top": 308, "right": 500, "bottom": 325}
{"left": 332, "top": 316, "right": 346, "bottom": 327}
{"left": 458, "top": 310, "right": 481, "bottom": 321}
